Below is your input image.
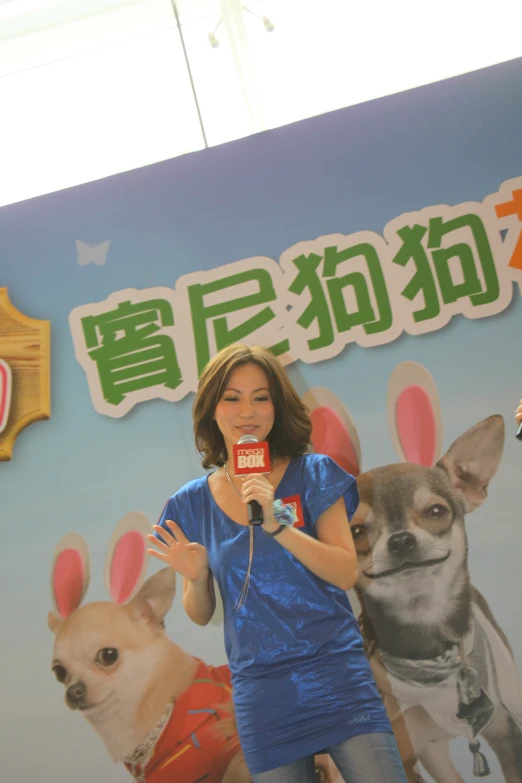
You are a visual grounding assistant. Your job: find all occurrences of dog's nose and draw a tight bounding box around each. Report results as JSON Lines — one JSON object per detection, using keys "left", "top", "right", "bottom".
{"left": 387, "top": 531, "right": 417, "bottom": 557}
{"left": 66, "top": 682, "right": 86, "bottom": 706}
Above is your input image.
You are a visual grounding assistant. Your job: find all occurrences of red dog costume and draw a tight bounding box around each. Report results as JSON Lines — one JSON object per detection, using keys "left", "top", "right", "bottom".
{"left": 125, "top": 661, "right": 242, "bottom": 783}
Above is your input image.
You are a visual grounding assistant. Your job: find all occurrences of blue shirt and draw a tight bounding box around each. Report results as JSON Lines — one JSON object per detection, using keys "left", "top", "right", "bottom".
{"left": 157, "top": 454, "right": 391, "bottom": 773}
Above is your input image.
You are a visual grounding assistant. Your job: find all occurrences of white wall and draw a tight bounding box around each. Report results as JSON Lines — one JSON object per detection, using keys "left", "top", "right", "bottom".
{"left": 0, "top": 0, "right": 520, "bottom": 207}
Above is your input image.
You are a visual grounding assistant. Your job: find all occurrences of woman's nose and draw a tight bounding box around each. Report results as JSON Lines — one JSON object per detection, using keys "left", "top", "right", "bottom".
{"left": 239, "top": 401, "right": 254, "bottom": 417}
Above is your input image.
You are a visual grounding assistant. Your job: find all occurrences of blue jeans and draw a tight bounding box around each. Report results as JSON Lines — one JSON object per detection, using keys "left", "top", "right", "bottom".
{"left": 251, "top": 731, "right": 407, "bottom": 783}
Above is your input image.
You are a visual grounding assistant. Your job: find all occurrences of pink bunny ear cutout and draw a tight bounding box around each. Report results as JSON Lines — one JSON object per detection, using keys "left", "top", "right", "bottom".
{"left": 51, "top": 534, "right": 91, "bottom": 619}
{"left": 104, "top": 511, "right": 151, "bottom": 605}
{"left": 387, "top": 362, "right": 443, "bottom": 467}
{"left": 302, "top": 387, "right": 362, "bottom": 476}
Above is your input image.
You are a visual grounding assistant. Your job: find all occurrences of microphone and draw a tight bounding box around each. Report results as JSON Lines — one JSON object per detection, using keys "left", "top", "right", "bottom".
{"left": 232, "top": 434, "right": 271, "bottom": 526}
{"left": 517, "top": 421, "right": 522, "bottom": 441}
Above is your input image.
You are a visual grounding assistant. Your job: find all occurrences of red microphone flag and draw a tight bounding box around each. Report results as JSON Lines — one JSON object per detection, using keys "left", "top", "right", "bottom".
{"left": 232, "top": 440, "right": 271, "bottom": 475}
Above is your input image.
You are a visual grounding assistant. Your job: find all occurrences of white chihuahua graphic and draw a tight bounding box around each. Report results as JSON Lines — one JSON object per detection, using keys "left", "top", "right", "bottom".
{"left": 48, "top": 512, "right": 249, "bottom": 783}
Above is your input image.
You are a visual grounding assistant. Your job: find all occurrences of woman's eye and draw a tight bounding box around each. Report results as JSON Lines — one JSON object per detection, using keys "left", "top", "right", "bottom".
{"left": 255, "top": 396, "right": 269, "bottom": 402}
{"left": 223, "top": 397, "right": 239, "bottom": 402}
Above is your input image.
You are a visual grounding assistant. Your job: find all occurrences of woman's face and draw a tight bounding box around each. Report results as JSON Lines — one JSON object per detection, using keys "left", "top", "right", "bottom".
{"left": 214, "top": 363, "right": 275, "bottom": 457}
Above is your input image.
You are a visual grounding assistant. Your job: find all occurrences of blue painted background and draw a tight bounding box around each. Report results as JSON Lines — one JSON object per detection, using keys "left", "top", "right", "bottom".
{"left": 1, "top": 56, "right": 521, "bottom": 781}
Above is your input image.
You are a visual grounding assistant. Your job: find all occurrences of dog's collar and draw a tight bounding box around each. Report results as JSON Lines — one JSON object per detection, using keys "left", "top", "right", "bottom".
{"left": 378, "top": 626, "right": 475, "bottom": 687}
{"left": 376, "top": 618, "right": 497, "bottom": 776}
{"left": 124, "top": 702, "right": 174, "bottom": 773}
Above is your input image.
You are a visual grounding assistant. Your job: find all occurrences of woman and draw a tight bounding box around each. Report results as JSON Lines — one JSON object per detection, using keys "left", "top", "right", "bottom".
{"left": 148, "top": 344, "right": 406, "bottom": 783}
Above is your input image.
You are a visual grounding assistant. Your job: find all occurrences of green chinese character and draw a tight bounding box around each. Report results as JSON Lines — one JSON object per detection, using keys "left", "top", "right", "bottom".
{"left": 188, "top": 269, "right": 289, "bottom": 377}
{"left": 81, "top": 299, "right": 182, "bottom": 405}
{"left": 323, "top": 243, "right": 392, "bottom": 335}
{"left": 287, "top": 253, "right": 334, "bottom": 351}
{"left": 428, "top": 214, "right": 499, "bottom": 306}
{"left": 392, "top": 225, "right": 441, "bottom": 323}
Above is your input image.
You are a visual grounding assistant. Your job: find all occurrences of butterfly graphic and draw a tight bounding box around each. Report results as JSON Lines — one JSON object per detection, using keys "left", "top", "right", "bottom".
{"left": 76, "top": 240, "right": 110, "bottom": 266}
{"left": 0, "top": 359, "right": 12, "bottom": 435}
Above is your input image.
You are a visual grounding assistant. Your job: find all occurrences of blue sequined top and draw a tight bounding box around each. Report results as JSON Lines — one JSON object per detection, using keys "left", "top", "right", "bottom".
{"left": 157, "top": 453, "right": 391, "bottom": 773}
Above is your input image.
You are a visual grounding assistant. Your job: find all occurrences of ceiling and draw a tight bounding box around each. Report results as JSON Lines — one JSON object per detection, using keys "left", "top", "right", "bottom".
{"left": 0, "top": 0, "right": 225, "bottom": 42}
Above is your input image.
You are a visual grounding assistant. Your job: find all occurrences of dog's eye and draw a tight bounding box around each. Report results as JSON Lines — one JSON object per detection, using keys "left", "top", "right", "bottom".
{"left": 351, "top": 524, "right": 366, "bottom": 539}
{"left": 424, "top": 504, "right": 448, "bottom": 519}
{"left": 52, "top": 664, "right": 67, "bottom": 683}
{"left": 315, "top": 763, "right": 329, "bottom": 783}
{"left": 96, "top": 648, "right": 119, "bottom": 667}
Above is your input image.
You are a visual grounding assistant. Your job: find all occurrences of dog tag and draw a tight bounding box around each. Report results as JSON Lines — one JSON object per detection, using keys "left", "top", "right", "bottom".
{"left": 456, "top": 664, "right": 495, "bottom": 736}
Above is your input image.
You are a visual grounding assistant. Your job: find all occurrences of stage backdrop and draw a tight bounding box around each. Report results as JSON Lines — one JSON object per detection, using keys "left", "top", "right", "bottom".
{"left": 1, "top": 56, "right": 522, "bottom": 783}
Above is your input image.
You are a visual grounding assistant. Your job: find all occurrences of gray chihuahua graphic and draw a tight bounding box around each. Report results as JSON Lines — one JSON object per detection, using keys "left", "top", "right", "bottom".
{"left": 304, "top": 362, "right": 522, "bottom": 783}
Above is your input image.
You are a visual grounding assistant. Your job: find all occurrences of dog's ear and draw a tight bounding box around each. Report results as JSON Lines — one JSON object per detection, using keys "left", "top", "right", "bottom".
{"left": 437, "top": 415, "right": 505, "bottom": 512}
{"left": 48, "top": 610, "right": 62, "bottom": 634}
{"left": 105, "top": 511, "right": 151, "bottom": 604}
{"left": 50, "top": 533, "right": 90, "bottom": 620}
{"left": 302, "top": 387, "right": 362, "bottom": 476}
{"left": 388, "top": 362, "right": 443, "bottom": 466}
{"left": 128, "top": 568, "right": 176, "bottom": 625}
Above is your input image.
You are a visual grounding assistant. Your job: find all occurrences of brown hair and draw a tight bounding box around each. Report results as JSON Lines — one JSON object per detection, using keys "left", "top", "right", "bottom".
{"left": 193, "top": 344, "right": 312, "bottom": 469}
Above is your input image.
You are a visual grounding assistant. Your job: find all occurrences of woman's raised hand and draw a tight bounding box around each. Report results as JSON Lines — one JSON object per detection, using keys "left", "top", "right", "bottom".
{"left": 148, "top": 521, "right": 209, "bottom": 582}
